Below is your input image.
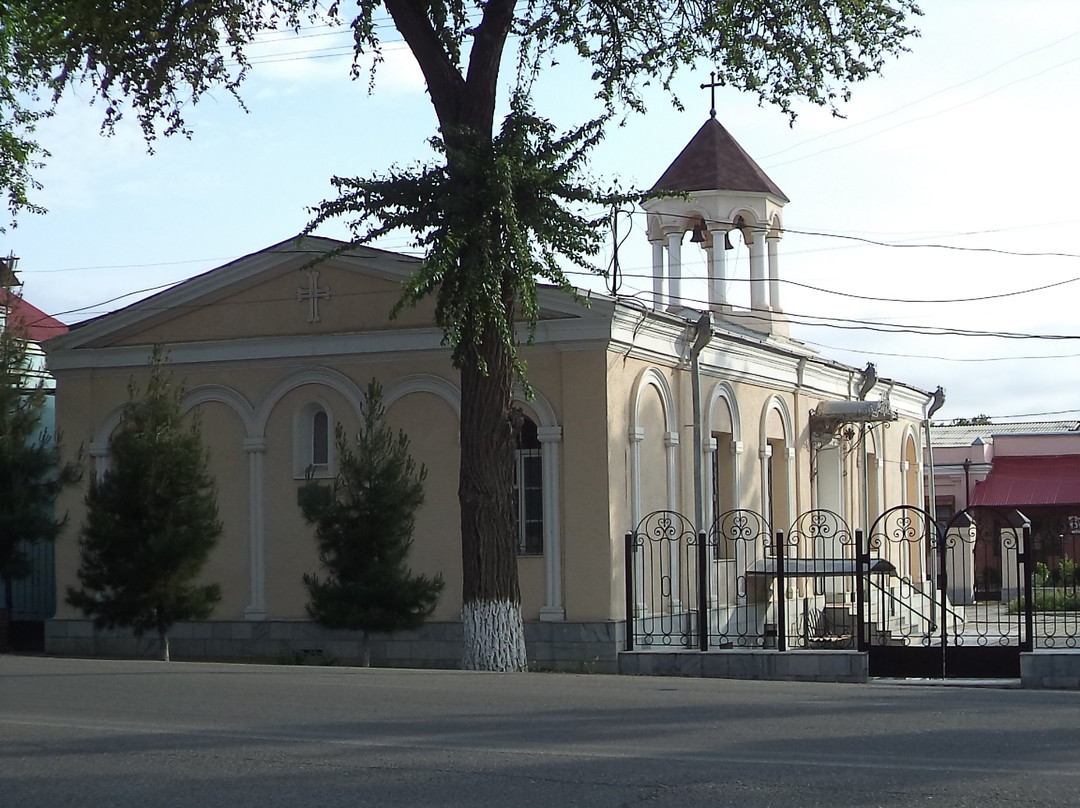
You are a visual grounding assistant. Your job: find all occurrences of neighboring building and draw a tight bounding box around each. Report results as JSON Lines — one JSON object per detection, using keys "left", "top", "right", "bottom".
{"left": 0, "top": 274, "right": 70, "bottom": 651}
{"left": 43, "top": 117, "right": 933, "bottom": 669}
{"left": 928, "top": 421, "right": 1080, "bottom": 602}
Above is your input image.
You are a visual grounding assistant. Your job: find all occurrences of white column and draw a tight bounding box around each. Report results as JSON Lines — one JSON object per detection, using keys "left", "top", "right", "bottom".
{"left": 731, "top": 440, "right": 744, "bottom": 509}
{"left": 708, "top": 228, "right": 729, "bottom": 309}
{"left": 760, "top": 443, "right": 773, "bottom": 526}
{"left": 537, "top": 426, "right": 565, "bottom": 622}
{"left": 665, "top": 429, "right": 681, "bottom": 609}
{"left": 750, "top": 229, "right": 767, "bottom": 311}
{"left": 650, "top": 239, "right": 665, "bottom": 310}
{"left": 767, "top": 235, "right": 781, "bottom": 311}
{"left": 243, "top": 437, "right": 268, "bottom": 620}
{"left": 666, "top": 231, "right": 683, "bottom": 312}
{"left": 629, "top": 427, "right": 646, "bottom": 612}
{"left": 703, "top": 436, "right": 718, "bottom": 531}
{"left": 665, "top": 430, "right": 680, "bottom": 512}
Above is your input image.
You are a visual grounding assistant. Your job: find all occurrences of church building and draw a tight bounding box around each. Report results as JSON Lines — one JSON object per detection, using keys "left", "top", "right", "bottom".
{"left": 43, "top": 116, "right": 934, "bottom": 670}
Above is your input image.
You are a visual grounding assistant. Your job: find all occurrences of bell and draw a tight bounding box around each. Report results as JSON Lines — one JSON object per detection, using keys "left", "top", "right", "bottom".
{"left": 689, "top": 223, "right": 707, "bottom": 243}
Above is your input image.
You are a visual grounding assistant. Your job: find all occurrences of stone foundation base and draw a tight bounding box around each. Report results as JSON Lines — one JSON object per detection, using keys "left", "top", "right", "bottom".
{"left": 44, "top": 619, "right": 623, "bottom": 672}
{"left": 1021, "top": 651, "right": 1080, "bottom": 689}
{"left": 619, "top": 649, "right": 868, "bottom": 683}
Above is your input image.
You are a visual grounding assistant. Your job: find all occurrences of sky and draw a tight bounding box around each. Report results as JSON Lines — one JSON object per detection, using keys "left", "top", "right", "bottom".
{"left": 4, "top": 1, "right": 1080, "bottom": 424}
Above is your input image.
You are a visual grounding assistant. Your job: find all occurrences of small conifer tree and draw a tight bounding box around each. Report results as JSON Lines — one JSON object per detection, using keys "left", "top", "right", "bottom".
{"left": 299, "top": 379, "right": 444, "bottom": 666}
{"left": 0, "top": 292, "right": 80, "bottom": 637}
{"left": 67, "top": 347, "right": 221, "bottom": 661}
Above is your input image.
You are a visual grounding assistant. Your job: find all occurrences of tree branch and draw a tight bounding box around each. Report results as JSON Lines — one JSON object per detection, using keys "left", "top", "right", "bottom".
{"left": 383, "top": 1, "right": 466, "bottom": 128}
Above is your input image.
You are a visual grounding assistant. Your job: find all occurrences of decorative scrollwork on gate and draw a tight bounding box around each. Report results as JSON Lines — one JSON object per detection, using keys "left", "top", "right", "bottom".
{"left": 626, "top": 510, "right": 701, "bottom": 648}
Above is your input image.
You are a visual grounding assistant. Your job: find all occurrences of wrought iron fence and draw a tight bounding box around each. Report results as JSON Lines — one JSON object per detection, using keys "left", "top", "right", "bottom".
{"left": 626, "top": 508, "right": 862, "bottom": 651}
{"left": 624, "top": 504, "right": 1080, "bottom": 656}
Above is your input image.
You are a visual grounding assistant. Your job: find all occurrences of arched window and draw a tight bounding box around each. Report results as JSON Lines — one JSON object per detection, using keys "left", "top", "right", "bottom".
{"left": 312, "top": 409, "right": 329, "bottom": 468}
{"left": 515, "top": 417, "right": 544, "bottom": 555}
{"left": 294, "top": 401, "right": 333, "bottom": 479}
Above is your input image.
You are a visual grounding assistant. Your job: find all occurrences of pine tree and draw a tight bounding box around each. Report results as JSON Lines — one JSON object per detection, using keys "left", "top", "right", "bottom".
{"left": 299, "top": 379, "right": 444, "bottom": 667}
{"left": 0, "top": 289, "right": 79, "bottom": 637}
{"left": 67, "top": 347, "right": 221, "bottom": 662}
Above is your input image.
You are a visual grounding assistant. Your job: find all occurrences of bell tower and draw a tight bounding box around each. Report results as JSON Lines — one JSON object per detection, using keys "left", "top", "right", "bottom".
{"left": 642, "top": 111, "right": 789, "bottom": 336}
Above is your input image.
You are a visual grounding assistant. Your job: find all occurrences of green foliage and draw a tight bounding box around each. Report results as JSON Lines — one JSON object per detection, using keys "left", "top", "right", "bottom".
{"left": 66, "top": 347, "right": 222, "bottom": 649}
{"left": 1057, "top": 556, "right": 1078, "bottom": 587}
{"left": 1011, "top": 588, "right": 1080, "bottom": 613}
{"left": 0, "top": 298, "right": 80, "bottom": 580}
{"left": 299, "top": 379, "right": 444, "bottom": 641}
{"left": 307, "top": 93, "right": 629, "bottom": 381}
{"left": 0, "top": 0, "right": 310, "bottom": 227}
{"left": 1034, "top": 562, "right": 1051, "bottom": 588}
{"left": 948, "top": 415, "right": 993, "bottom": 426}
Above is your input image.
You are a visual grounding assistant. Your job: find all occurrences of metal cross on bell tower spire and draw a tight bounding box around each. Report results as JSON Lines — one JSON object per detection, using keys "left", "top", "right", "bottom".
{"left": 699, "top": 71, "right": 721, "bottom": 118}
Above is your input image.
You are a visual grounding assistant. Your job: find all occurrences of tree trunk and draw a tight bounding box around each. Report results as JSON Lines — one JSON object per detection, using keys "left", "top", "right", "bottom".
{"left": 458, "top": 324, "right": 526, "bottom": 671}
{"left": 159, "top": 630, "right": 170, "bottom": 662}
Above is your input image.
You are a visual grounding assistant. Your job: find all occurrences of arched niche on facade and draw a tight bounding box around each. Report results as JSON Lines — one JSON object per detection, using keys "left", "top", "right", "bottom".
{"left": 758, "top": 395, "right": 794, "bottom": 532}
{"left": 628, "top": 367, "right": 678, "bottom": 526}
{"left": 704, "top": 382, "right": 742, "bottom": 523}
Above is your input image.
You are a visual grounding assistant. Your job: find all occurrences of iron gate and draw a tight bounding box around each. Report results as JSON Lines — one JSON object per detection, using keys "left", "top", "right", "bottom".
{"left": 862, "top": 505, "right": 1032, "bottom": 678}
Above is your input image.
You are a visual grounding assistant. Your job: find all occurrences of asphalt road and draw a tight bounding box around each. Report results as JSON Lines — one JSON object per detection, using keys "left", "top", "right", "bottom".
{"left": 2, "top": 655, "right": 1079, "bottom": 807}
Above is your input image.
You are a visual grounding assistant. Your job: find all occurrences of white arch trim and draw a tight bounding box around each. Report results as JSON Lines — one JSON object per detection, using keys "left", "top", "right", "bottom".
{"left": 513, "top": 383, "right": 558, "bottom": 429}
{"left": 758, "top": 394, "right": 794, "bottom": 446}
{"left": 184, "top": 384, "right": 258, "bottom": 437}
{"left": 383, "top": 373, "right": 462, "bottom": 419}
{"left": 255, "top": 366, "right": 366, "bottom": 434}
{"left": 629, "top": 366, "right": 677, "bottom": 435}
{"left": 704, "top": 381, "right": 742, "bottom": 442}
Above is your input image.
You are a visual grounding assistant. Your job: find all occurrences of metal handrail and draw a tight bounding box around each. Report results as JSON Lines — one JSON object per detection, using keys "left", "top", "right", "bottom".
{"left": 864, "top": 575, "right": 966, "bottom": 636}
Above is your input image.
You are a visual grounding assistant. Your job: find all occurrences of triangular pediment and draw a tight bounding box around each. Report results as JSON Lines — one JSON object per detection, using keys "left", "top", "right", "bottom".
{"left": 47, "top": 236, "right": 598, "bottom": 354}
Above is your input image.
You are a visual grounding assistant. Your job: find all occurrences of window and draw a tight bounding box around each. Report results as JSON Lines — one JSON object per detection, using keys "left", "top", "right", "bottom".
{"left": 294, "top": 401, "right": 333, "bottom": 479}
{"left": 312, "top": 409, "right": 329, "bottom": 468}
{"left": 515, "top": 417, "right": 544, "bottom": 555}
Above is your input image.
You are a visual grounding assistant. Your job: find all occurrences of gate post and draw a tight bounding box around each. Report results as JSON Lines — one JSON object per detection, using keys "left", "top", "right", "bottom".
{"left": 1021, "top": 523, "right": 1034, "bottom": 652}
{"left": 776, "top": 530, "right": 787, "bottom": 652}
{"left": 855, "top": 529, "right": 866, "bottom": 652}
{"left": 624, "top": 531, "right": 635, "bottom": 651}
{"left": 937, "top": 521, "right": 948, "bottom": 653}
{"left": 697, "top": 531, "right": 709, "bottom": 651}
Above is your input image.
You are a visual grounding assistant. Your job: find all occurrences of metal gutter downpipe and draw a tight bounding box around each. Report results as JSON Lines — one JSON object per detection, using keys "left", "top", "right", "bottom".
{"left": 690, "top": 312, "right": 712, "bottom": 651}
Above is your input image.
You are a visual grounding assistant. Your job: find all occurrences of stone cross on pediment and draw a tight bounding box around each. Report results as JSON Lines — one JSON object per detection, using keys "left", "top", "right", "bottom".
{"left": 297, "top": 269, "right": 330, "bottom": 323}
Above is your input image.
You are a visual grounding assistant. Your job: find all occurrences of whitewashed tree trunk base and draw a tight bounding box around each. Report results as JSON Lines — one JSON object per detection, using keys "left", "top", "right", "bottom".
{"left": 461, "top": 600, "right": 527, "bottom": 671}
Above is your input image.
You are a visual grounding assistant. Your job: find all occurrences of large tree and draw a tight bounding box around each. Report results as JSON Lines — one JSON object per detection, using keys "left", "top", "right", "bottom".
{"left": 2, "top": 0, "right": 921, "bottom": 669}
{"left": 299, "top": 379, "right": 444, "bottom": 667}
{"left": 66, "top": 348, "right": 222, "bottom": 662}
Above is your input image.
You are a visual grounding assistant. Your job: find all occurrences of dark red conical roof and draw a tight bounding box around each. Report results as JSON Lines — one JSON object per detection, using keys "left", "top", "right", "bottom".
{"left": 650, "top": 117, "right": 788, "bottom": 202}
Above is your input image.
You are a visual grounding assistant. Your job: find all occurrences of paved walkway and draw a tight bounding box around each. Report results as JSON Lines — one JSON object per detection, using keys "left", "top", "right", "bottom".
{"left": 3, "top": 655, "right": 1080, "bottom": 807}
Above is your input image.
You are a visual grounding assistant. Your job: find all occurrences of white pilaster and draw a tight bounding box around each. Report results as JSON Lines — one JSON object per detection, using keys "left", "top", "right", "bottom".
{"left": 537, "top": 426, "right": 565, "bottom": 622}
{"left": 666, "top": 231, "right": 683, "bottom": 312}
{"left": 665, "top": 430, "right": 680, "bottom": 512}
{"left": 707, "top": 228, "right": 729, "bottom": 309}
{"left": 767, "top": 235, "right": 781, "bottom": 311}
{"left": 243, "top": 437, "right": 268, "bottom": 620}
{"left": 650, "top": 239, "right": 665, "bottom": 310}
{"left": 750, "top": 229, "right": 767, "bottom": 311}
